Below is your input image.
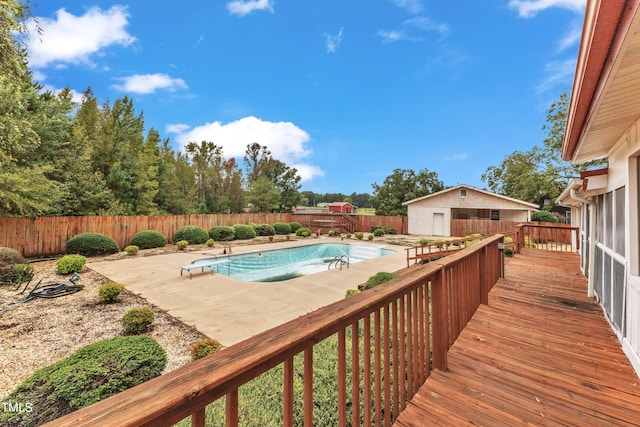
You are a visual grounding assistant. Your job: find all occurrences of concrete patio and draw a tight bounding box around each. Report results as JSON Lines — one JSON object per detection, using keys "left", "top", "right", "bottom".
{"left": 88, "top": 238, "right": 409, "bottom": 346}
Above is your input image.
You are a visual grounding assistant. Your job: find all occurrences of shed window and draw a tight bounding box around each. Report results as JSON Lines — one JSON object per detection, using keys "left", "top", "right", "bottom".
{"left": 491, "top": 210, "right": 500, "bottom": 220}
{"left": 460, "top": 189, "right": 467, "bottom": 197}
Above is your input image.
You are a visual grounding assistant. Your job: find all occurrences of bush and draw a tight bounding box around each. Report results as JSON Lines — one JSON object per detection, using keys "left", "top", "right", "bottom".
{"left": 345, "top": 289, "right": 360, "bottom": 298}
{"left": 209, "top": 226, "right": 236, "bottom": 241}
{"left": 99, "top": 282, "right": 125, "bottom": 302}
{"left": 0, "top": 336, "right": 166, "bottom": 426}
{"left": 176, "top": 240, "right": 188, "bottom": 250}
{"left": 295, "top": 227, "right": 312, "bottom": 237}
{"left": 354, "top": 232, "right": 364, "bottom": 240}
{"left": 66, "top": 233, "right": 120, "bottom": 257}
{"left": 505, "top": 248, "right": 514, "bottom": 257}
{"left": 254, "top": 224, "right": 275, "bottom": 236}
{"left": 370, "top": 226, "right": 384, "bottom": 233}
{"left": 122, "top": 307, "right": 155, "bottom": 334}
{"left": 289, "top": 222, "right": 303, "bottom": 233}
{"left": 173, "top": 225, "right": 209, "bottom": 244}
{"left": 387, "top": 228, "right": 398, "bottom": 235}
{"left": 532, "top": 210, "right": 560, "bottom": 223}
{"left": 367, "top": 234, "right": 374, "bottom": 240}
{"left": 0, "top": 247, "right": 27, "bottom": 284}
{"left": 327, "top": 230, "right": 340, "bottom": 237}
{"left": 345, "top": 233, "right": 352, "bottom": 239}
{"left": 234, "top": 224, "right": 257, "bottom": 240}
{"left": 124, "top": 245, "right": 139, "bottom": 256}
{"left": 189, "top": 338, "right": 222, "bottom": 360}
{"left": 274, "top": 222, "right": 292, "bottom": 235}
{"left": 55, "top": 255, "right": 86, "bottom": 274}
{"left": 373, "top": 228, "right": 385, "bottom": 237}
{"left": 9, "top": 263, "right": 34, "bottom": 285}
{"left": 419, "top": 238, "right": 430, "bottom": 246}
{"left": 206, "top": 238, "right": 215, "bottom": 247}
{"left": 361, "top": 272, "right": 400, "bottom": 291}
{"left": 130, "top": 230, "right": 167, "bottom": 249}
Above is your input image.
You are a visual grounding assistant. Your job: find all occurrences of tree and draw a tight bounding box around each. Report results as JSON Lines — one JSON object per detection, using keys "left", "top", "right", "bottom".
{"left": 482, "top": 92, "right": 606, "bottom": 204}
{"left": 246, "top": 177, "right": 280, "bottom": 212}
{"left": 371, "top": 168, "right": 444, "bottom": 216}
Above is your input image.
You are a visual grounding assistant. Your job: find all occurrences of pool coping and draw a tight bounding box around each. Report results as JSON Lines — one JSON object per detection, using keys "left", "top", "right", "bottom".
{"left": 88, "top": 237, "right": 409, "bottom": 346}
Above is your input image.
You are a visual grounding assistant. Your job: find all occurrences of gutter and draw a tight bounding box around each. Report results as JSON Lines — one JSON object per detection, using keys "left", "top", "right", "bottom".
{"left": 570, "top": 188, "right": 597, "bottom": 298}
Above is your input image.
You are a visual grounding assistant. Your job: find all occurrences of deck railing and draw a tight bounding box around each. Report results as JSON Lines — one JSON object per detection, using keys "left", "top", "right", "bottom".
{"left": 405, "top": 236, "right": 483, "bottom": 268}
{"left": 515, "top": 223, "right": 579, "bottom": 253}
{"left": 44, "top": 235, "right": 504, "bottom": 427}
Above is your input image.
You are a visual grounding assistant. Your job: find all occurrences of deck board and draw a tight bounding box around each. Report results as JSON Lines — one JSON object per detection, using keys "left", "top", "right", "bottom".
{"left": 393, "top": 248, "right": 640, "bottom": 426}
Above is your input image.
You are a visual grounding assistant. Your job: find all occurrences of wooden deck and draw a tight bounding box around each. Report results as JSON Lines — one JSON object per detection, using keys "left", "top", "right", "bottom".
{"left": 394, "top": 249, "right": 640, "bottom": 426}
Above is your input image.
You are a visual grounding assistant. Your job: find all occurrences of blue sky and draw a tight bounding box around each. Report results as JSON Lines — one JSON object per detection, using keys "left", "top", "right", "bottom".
{"left": 25, "top": 0, "right": 586, "bottom": 195}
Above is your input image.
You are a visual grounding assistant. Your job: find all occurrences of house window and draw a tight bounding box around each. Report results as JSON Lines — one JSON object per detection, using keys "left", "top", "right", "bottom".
{"left": 460, "top": 189, "right": 467, "bottom": 198}
{"left": 490, "top": 210, "right": 499, "bottom": 220}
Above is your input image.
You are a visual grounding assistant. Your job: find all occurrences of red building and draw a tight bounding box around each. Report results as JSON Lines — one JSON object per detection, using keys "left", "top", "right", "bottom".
{"left": 328, "top": 202, "right": 355, "bottom": 214}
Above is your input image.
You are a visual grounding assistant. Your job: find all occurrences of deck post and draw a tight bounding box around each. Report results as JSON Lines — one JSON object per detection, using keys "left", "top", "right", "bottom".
{"left": 431, "top": 267, "right": 448, "bottom": 371}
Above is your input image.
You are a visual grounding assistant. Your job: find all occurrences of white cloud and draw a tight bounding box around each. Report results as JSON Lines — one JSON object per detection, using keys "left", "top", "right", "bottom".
{"left": 444, "top": 153, "right": 470, "bottom": 161}
{"left": 404, "top": 17, "right": 449, "bottom": 36}
{"left": 166, "top": 123, "right": 191, "bottom": 134}
{"left": 536, "top": 58, "right": 576, "bottom": 93}
{"left": 291, "top": 163, "right": 325, "bottom": 182}
{"left": 556, "top": 21, "right": 582, "bottom": 52}
{"left": 174, "top": 116, "right": 313, "bottom": 165}
{"left": 226, "top": 0, "right": 274, "bottom": 16}
{"left": 111, "top": 73, "right": 188, "bottom": 94}
{"left": 508, "top": 0, "right": 585, "bottom": 18}
{"left": 377, "top": 30, "right": 409, "bottom": 42}
{"left": 323, "top": 28, "right": 344, "bottom": 53}
{"left": 392, "top": 0, "right": 423, "bottom": 14}
{"left": 26, "top": 6, "right": 135, "bottom": 68}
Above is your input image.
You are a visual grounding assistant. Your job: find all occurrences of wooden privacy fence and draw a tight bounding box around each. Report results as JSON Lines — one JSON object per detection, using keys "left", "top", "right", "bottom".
{"left": 45, "top": 235, "right": 504, "bottom": 427}
{"left": 0, "top": 214, "right": 406, "bottom": 257}
{"left": 450, "top": 219, "right": 519, "bottom": 237}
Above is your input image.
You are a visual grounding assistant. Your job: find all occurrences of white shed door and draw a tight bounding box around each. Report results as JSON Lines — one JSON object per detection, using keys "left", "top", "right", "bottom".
{"left": 433, "top": 213, "right": 444, "bottom": 236}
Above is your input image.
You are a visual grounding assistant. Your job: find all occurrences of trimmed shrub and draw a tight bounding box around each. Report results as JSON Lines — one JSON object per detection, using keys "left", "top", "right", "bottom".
{"left": 254, "top": 224, "right": 275, "bottom": 236}
{"left": 189, "top": 338, "right": 222, "bottom": 360}
{"left": 0, "top": 336, "right": 166, "bottom": 426}
{"left": 370, "top": 225, "right": 384, "bottom": 233}
{"left": 361, "top": 272, "right": 400, "bottom": 291}
{"left": 176, "top": 240, "right": 188, "bottom": 250}
{"left": 99, "top": 282, "right": 125, "bottom": 302}
{"left": 0, "top": 247, "right": 27, "bottom": 284}
{"left": 124, "top": 245, "right": 139, "bottom": 256}
{"left": 122, "top": 307, "right": 155, "bottom": 334}
{"left": 373, "top": 228, "right": 385, "bottom": 237}
{"left": 367, "top": 234, "right": 374, "bottom": 241}
{"left": 289, "top": 222, "right": 303, "bottom": 233}
{"left": 173, "top": 225, "right": 209, "bottom": 244}
{"left": 130, "top": 230, "right": 167, "bottom": 249}
{"left": 234, "top": 224, "right": 257, "bottom": 240}
{"left": 274, "top": 222, "right": 292, "bottom": 235}
{"left": 55, "top": 255, "right": 86, "bottom": 274}
{"left": 345, "top": 233, "right": 352, "bottom": 239}
{"left": 345, "top": 289, "right": 360, "bottom": 298}
{"left": 354, "top": 232, "right": 364, "bottom": 240}
{"left": 206, "top": 238, "right": 215, "bottom": 247}
{"left": 209, "top": 226, "right": 236, "bottom": 242}
{"left": 387, "top": 228, "right": 398, "bottom": 235}
{"left": 532, "top": 210, "right": 560, "bottom": 223}
{"left": 295, "top": 227, "right": 312, "bottom": 237}
{"left": 66, "top": 233, "right": 119, "bottom": 257}
{"left": 328, "top": 230, "right": 340, "bottom": 237}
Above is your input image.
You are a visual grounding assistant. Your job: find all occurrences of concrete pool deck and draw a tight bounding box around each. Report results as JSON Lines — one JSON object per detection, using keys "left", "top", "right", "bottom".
{"left": 88, "top": 238, "right": 410, "bottom": 346}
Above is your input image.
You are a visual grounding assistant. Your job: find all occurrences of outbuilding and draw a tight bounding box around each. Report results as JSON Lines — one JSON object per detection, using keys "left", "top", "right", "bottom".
{"left": 403, "top": 184, "right": 538, "bottom": 236}
{"left": 328, "top": 202, "right": 355, "bottom": 214}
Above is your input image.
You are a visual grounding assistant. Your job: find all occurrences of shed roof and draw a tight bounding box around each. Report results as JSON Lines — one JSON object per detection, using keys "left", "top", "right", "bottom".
{"left": 402, "top": 184, "right": 539, "bottom": 209}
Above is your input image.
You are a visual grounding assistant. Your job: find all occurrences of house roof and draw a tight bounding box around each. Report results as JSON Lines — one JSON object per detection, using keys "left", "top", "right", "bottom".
{"left": 562, "top": 0, "right": 640, "bottom": 164}
{"left": 402, "top": 184, "right": 539, "bottom": 209}
{"left": 328, "top": 202, "right": 354, "bottom": 207}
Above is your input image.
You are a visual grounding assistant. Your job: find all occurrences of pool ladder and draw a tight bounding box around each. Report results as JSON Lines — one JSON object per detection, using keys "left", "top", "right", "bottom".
{"left": 328, "top": 255, "right": 350, "bottom": 271}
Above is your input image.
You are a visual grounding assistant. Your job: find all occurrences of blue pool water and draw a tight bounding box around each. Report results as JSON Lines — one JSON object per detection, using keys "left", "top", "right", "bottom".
{"left": 214, "top": 243, "right": 395, "bottom": 282}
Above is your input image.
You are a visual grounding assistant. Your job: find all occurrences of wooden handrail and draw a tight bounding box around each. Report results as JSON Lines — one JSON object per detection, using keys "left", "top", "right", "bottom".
{"left": 44, "top": 235, "right": 504, "bottom": 427}
{"left": 515, "top": 223, "right": 579, "bottom": 253}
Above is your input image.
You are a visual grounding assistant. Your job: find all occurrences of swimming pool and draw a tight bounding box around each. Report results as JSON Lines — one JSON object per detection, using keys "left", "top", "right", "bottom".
{"left": 214, "top": 243, "right": 395, "bottom": 282}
